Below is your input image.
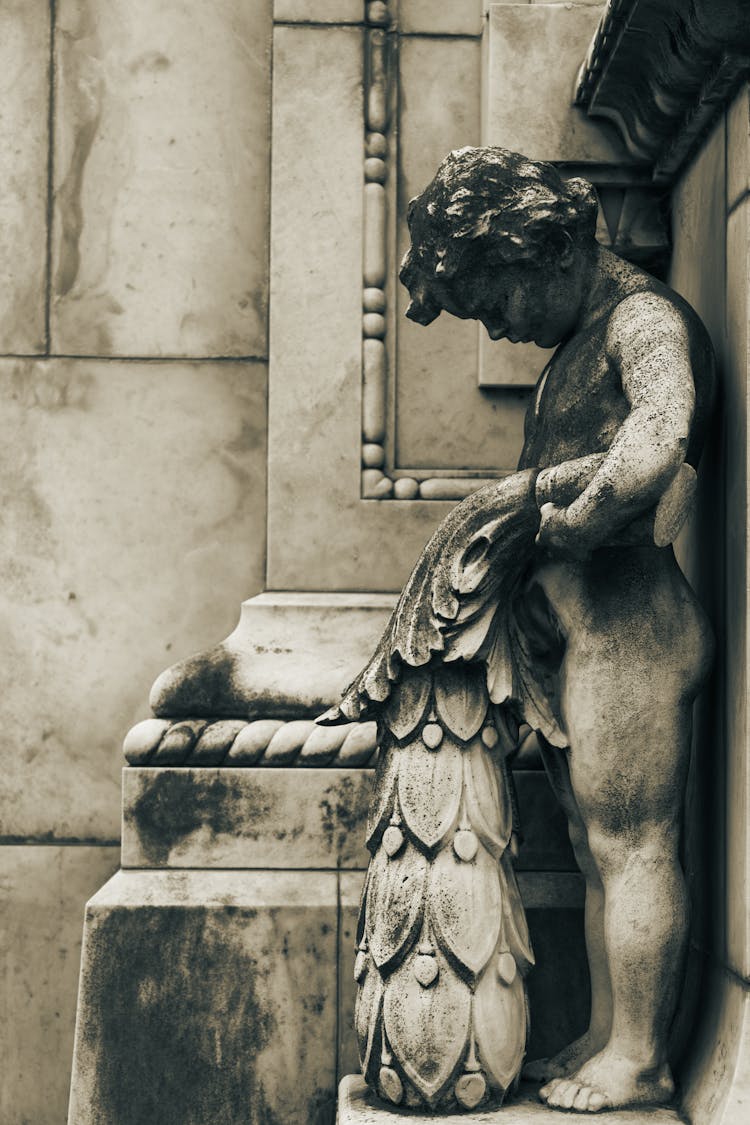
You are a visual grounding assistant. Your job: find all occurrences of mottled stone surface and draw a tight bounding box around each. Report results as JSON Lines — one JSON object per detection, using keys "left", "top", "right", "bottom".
{"left": 396, "top": 35, "right": 502, "bottom": 472}
{"left": 680, "top": 962, "right": 750, "bottom": 1125}
{"left": 724, "top": 194, "right": 750, "bottom": 982}
{"left": 121, "top": 765, "right": 574, "bottom": 873}
{"left": 339, "top": 872, "right": 366, "bottom": 1083}
{"left": 0, "top": 845, "right": 119, "bottom": 1125}
{"left": 52, "top": 0, "right": 272, "bottom": 357}
{"left": 0, "top": 358, "right": 266, "bottom": 839}
{"left": 482, "top": 3, "right": 632, "bottom": 165}
{"left": 338, "top": 1075, "right": 683, "bottom": 1123}
{"left": 266, "top": 23, "right": 453, "bottom": 590}
{"left": 122, "top": 767, "right": 372, "bottom": 869}
{"left": 478, "top": 330, "right": 554, "bottom": 390}
{"left": 150, "top": 593, "right": 395, "bottom": 720}
{"left": 399, "top": 0, "right": 482, "bottom": 36}
{"left": 728, "top": 84, "right": 750, "bottom": 213}
{"left": 69, "top": 870, "right": 338, "bottom": 1125}
{"left": 274, "top": 0, "right": 363, "bottom": 20}
{"left": 121, "top": 755, "right": 570, "bottom": 870}
{"left": 0, "top": 0, "right": 49, "bottom": 353}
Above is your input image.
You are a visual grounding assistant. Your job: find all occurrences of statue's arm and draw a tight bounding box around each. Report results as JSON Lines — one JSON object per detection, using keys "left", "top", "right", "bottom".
{"left": 537, "top": 293, "right": 695, "bottom": 553}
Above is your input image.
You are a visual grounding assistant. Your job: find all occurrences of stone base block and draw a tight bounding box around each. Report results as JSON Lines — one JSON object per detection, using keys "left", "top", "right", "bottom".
{"left": 337, "top": 1076, "right": 683, "bottom": 1124}
{"left": 122, "top": 766, "right": 373, "bottom": 869}
{"left": 68, "top": 870, "right": 339, "bottom": 1125}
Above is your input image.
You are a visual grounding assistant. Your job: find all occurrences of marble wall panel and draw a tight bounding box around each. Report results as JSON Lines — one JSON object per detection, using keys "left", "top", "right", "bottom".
{"left": 483, "top": 3, "right": 632, "bottom": 165}
{"left": 0, "top": 0, "right": 49, "bottom": 354}
{"left": 728, "top": 84, "right": 750, "bottom": 214}
{"left": 681, "top": 961, "right": 750, "bottom": 1125}
{"left": 396, "top": 36, "right": 492, "bottom": 470}
{"left": 399, "top": 0, "right": 483, "bottom": 36}
{"left": 669, "top": 123, "right": 727, "bottom": 354}
{"left": 725, "top": 196, "right": 750, "bottom": 982}
{"left": 267, "top": 24, "right": 454, "bottom": 590}
{"left": 52, "top": 0, "right": 272, "bottom": 358}
{"left": 0, "top": 844, "right": 119, "bottom": 1125}
{"left": 478, "top": 330, "right": 554, "bottom": 391}
{"left": 274, "top": 0, "right": 363, "bottom": 20}
{"left": 0, "top": 358, "right": 266, "bottom": 840}
{"left": 670, "top": 121, "right": 741, "bottom": 981}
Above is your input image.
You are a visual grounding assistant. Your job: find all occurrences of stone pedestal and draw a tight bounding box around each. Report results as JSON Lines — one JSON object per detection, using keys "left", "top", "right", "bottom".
{"left": 337, "top": 1076, "right": 684, "bottom": 1125}
{"left": 69, "top": 870, "right": 338, "bottom": 1125}
{"left": 68, "top": 738, "right": 591, "bottom": 1124}
{"left": 68, "top": 764, "right": 377, "bottom": 1125}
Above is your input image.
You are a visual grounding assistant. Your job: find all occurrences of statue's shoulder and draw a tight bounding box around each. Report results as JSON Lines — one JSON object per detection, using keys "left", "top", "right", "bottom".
{"left": 604, "top": 277, "right": 713, "bottom": 364}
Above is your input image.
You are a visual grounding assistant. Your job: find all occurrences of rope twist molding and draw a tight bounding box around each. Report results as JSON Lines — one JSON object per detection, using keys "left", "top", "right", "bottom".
{"left": 123, "top": 716, "right": 379, "bottom": 768}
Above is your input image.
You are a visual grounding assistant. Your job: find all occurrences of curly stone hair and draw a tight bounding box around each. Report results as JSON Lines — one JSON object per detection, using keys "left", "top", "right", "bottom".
{"left": 400, "top": 146, "right": 598, "bottom": 324}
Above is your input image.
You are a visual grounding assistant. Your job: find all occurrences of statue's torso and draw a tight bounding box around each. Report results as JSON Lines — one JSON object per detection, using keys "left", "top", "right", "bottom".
{"left": 514, "top": 266, "right": 715, "bottom": 664}
{"left": 518, "top": 271, "right": 714, "bottom": 473}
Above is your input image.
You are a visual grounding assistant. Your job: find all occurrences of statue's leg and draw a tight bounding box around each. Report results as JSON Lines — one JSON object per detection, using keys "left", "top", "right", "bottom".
{"left": 539, "top": 597, "right": 707, "bottom": 1112}
{"left": 524, "top": 745, "right": 612, "bottom": 1081}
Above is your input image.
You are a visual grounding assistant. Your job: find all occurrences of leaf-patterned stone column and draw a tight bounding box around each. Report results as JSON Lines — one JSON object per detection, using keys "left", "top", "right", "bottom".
{"left": 318, "top": 467, "right": 545, "bottom": 1112}
{"left": 354, "top": 663, "right": 533, "bottom": 1111}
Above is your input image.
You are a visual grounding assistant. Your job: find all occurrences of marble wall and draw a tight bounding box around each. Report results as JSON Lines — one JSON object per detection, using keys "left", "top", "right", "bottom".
{"left": 669, "top": 86, "right": 750, "bottom": 1121}
{"left": 0, "top": 3, "right": 272, "bottom": 1120}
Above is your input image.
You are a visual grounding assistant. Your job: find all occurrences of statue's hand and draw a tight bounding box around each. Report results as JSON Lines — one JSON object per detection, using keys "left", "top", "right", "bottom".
{"left": 535, "top": 502, "right": 593, "bottom": 560}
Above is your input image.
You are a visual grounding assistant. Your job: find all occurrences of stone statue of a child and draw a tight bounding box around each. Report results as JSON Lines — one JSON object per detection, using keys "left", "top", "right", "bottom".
{"left": 405, "top": 147, "right": 715, "bottom": 1111}
{"left": 355, "top": 147, "right": 714, "bottom": 1114}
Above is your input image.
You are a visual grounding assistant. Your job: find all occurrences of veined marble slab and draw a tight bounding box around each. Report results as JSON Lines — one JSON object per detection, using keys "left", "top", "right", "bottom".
{"left": 0, "top": 0, "right": 49, "bottom": 353}
{"left": 0, "top": 357, "right": 266, "bottom": 840}
{"left": 482, "top": 3, "right": 632, "bottom": 165}
{"left": 52, "top": 0, "right": 272, "bottom": 357}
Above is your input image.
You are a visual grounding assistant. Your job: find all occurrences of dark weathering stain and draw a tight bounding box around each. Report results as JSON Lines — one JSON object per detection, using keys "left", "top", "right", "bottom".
{"left": 129, "top": 771, "right": 282, "bottom": 866}
{"left": 74, "top": 906, "right": 294, "bottom": 1125}
{"left": 151, "top": 646, "right": 243, "bottom": 718}
{"left": 318, "top": 775, "right": 366, "bottom": 858}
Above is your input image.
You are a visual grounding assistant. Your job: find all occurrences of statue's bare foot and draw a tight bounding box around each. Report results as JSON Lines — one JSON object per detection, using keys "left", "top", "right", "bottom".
{"left": 539, "top": 1050, "right": 675, "bottom": 1112}
{"left": 523, "top": 1031, "right": 606, "bottom": 1082}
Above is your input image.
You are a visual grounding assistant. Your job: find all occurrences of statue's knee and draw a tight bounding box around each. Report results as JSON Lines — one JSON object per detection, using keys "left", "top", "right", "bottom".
{"left": 585, "top": 820, "right": 680, "bottom": 879}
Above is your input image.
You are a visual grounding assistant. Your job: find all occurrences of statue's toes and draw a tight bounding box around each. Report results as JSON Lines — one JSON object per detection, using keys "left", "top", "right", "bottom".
{"left": 586, "top": 1090, "right": 608, "bottom": 1112}
{"left": 539, "top": 1079, "right": 567, "bottom": 1105}
{"left": 554, "top": 1081, "right": 579, "bottom": 1110}
{"left": 572, "top": 1086, "right": 595, "bottom": 1111}
{"left": 567, "top": 1085, "right": 608, "bottom": 1113}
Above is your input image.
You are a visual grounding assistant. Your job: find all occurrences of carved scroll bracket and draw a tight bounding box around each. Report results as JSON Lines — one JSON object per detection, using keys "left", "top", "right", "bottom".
{"left": 575, "top": 0, "right": 750, "bottom": 184}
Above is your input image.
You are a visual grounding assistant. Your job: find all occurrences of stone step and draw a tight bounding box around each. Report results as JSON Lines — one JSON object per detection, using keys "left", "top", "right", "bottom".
{"left": 338, "top": 1075, "right": 686, "bottom": 1125}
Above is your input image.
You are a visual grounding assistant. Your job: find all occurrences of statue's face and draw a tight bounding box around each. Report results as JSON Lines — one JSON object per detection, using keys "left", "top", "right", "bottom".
{"left": 403, "top": 248, "right": 582, "bottom": 350}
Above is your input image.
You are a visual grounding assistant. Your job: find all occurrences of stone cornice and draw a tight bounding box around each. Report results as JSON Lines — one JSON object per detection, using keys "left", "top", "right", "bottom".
{"left": 575, "top": 0, "right": 750, "bottom": 183}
